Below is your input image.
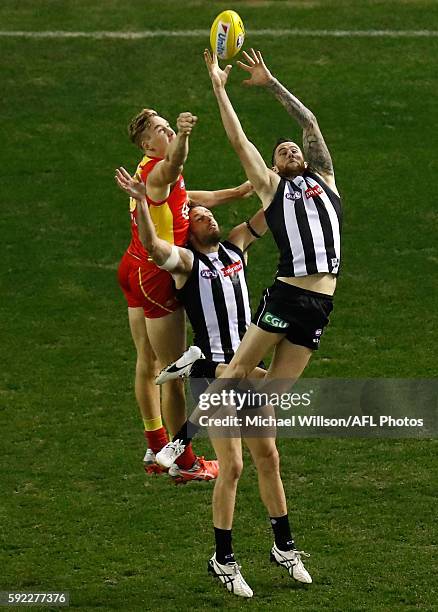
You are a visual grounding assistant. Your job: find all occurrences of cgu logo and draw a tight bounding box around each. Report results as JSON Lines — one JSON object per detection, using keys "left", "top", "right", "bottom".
{"left": 262, "top": 312, "right": 289, "bottom": 329}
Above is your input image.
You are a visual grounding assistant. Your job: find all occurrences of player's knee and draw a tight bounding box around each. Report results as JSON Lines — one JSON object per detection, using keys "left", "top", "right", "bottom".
{"left": 254, "top": 446, "right": 280, "bottom": 475}
{"left": 220, "top": 455, "right": 243, "bottom": 482}
{"left": 224, "top": 363, "right": 252, "bottom": 379}
{"left": 136, "top": 352, "right": 159, "bottom": 378}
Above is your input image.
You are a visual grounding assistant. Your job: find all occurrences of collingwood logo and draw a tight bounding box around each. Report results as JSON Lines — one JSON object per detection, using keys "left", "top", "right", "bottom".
{"left": 331, "top": 258, "right": 339, "bottom": 273}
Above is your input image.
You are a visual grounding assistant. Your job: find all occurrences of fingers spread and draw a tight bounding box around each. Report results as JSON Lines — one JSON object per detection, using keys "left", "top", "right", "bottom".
{"left": 204, "top": 48, "right": 212, "bottom": 64}
{"left": 236, "top": 60, "right": 251, "bottom": 72}
{"left": 242, "top": 50, "right": 255, "bottom": 65}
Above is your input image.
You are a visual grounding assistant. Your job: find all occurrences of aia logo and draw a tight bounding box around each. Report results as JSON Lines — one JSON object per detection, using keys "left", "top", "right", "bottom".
{"left": 305, "top": 184, "right": 323, "bottom": 199}
{"left": 201, "top": 269, "right": 218, "bottom": 279}
{"left": 222, "top": 261, "right": 243, "bottom": 277}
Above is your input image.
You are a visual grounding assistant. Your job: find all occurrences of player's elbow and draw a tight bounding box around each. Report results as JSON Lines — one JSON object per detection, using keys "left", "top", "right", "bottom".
{"left": 160, "top": 156, "right": 185, "bottom": 184}
{"left": 305, "top": 112, "right": 317, "bottom": 128}
{"left": 141, "top": 236, "right": 157, "bottom": 255}
{"left": 232, "top": 135, "right": 248, "bottom": 153}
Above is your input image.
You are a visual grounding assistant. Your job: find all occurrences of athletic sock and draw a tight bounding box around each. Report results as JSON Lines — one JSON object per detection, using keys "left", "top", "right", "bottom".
{"left": 270, "top": 514, "right": 295, "bottom": 552}
{"left": 171, "top": 420, "right": 200, "bottom": 447}
{"left": 214, "top": 527, "right": 235, "bottom": 565}
{"left": 143, "top": 418, "right": 169, "bottom": 455}
{"left": 175, "top": 442, "right": 197, "bottom": 470}
{"left": 189, "top": 359, "right": 218, "bottom": 379}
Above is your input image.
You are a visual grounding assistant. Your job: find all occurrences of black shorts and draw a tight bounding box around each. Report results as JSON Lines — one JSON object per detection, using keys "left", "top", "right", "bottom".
{"left": 252, "top": 279, "right": 334, "bottom": 350}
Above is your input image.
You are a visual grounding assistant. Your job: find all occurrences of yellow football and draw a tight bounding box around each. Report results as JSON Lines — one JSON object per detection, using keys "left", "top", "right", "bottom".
{"left": 210, "top": 10, "right": 245, "bottom": 60}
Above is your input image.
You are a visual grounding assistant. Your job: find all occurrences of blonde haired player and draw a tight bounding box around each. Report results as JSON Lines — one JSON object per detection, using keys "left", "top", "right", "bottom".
{"left": 117, "top": 108, "right": 252, "bottom": 481}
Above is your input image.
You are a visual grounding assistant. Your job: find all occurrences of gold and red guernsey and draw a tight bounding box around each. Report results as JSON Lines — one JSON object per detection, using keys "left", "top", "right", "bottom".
{"left": 127, "top": 155, "right": 190, "bottom": 263}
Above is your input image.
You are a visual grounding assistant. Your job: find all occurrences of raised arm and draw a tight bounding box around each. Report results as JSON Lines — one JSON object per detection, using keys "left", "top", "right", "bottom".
{"left": 237, "top": 49, "right": 337, "bottom": 191}
{"left": 188, "top": 180, "right": 253, "bottom": 209}
{"left": 204, "top": 50, "right": 279, "bottom": 209}
{"left": 227, "top": 207, "right": 267, "bottom": 252}
{"left": 146, "top": 112, "right": 197, "bottom": 202}
{"left": 115, "top": 167, "right": 193, "bottom": 275}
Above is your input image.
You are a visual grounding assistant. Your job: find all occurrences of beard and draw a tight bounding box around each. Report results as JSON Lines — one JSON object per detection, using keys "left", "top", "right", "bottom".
{"left": 281, "top": 160, "right": 306, "bottom": 178}
{"left": 202, "top": 229, "right": 222, "bottom": 246}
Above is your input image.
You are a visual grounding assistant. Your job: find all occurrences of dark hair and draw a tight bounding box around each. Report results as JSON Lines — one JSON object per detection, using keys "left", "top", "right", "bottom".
{"left": 271, "top": 137, "right": 295, "bottom": 166}
{"left": 188, "top": 202, "right": 207, "bottom": 211}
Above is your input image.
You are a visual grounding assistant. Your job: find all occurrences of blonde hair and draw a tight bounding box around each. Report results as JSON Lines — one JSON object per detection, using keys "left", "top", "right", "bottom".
{"left": 128, "top": 109, "right": 158, "bottom": 149}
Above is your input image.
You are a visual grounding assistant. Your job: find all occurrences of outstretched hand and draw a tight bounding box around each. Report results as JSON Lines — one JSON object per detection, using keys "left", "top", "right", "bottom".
{"left": 115, "top": 167, "right": 146, "bottom": 200}
{"left": 204, "top": 49, "right": 232, "bottom": 89}
{"left": 237, "top": 48, "right": 273, "bottom": 87}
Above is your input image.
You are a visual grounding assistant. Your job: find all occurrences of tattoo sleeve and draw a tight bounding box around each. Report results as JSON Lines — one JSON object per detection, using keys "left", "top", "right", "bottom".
{"left": 302, "top": 121, "right": 334, "bottom": 176}
{"left": 266, "top": 78, "right": 334, "bottom": 176}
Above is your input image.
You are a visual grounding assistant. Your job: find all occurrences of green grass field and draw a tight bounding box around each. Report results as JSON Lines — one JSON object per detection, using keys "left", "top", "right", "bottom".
{"left": 1, "top": 1, "right": 437, "bottom": 610}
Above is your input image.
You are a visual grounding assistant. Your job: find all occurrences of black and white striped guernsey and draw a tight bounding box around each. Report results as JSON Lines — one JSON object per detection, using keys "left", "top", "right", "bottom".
{"left": 265, "top": 169, "right": 342, "bottom": 277}
{"left": 177, "top": 241, "right": 251, "bottom": 363}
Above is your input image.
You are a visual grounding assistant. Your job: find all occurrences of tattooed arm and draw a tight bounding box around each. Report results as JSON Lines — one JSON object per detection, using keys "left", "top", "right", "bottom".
{"left": 267, "top": 79, "right": 335, "bottom": 181}
{"left": 237, "top": 49, "right": 337, "bottom": 192}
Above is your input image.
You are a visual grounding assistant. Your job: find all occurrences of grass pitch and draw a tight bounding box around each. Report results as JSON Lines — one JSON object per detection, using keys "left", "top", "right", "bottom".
{"left": 0, "top": 1, "right": 437, "bottom": 610}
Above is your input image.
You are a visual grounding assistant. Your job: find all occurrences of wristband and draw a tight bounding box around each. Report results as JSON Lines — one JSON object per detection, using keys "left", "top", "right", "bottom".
{"left": 245, "top": 220, "right": 262, "bottom": 239}
{"left": 158, "top": 245, "right": 180, "bottom": 271}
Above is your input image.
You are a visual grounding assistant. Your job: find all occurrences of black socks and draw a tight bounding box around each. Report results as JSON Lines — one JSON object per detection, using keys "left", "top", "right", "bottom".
{"left": 270, "top": 514, "right": 295, "bottom": 551}
{"left": 214, "top": 516, "right": 294, "bottom": 565}
{"left": 190, "top": 358, "right": 218, "bottom": 379}
{"left": 171, "top": 421, "right": 198, "bottom": 446}
{"left": 214, "top": 527, "right": 235, "bottom": 565}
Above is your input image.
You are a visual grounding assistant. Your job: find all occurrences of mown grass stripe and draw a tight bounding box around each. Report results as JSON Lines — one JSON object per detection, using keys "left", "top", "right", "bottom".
{"left": 0, "top": 29, "right": 437, "bottom": 39}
